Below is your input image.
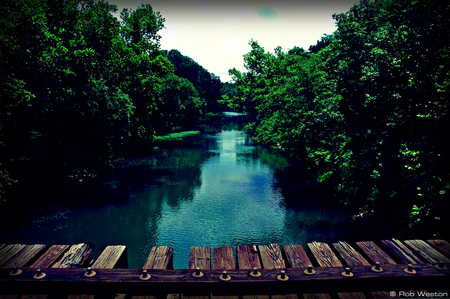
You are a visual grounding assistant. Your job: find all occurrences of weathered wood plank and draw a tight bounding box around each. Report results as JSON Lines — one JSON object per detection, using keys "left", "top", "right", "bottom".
{"left": 335, "top": 293, "right": 366, "bottom": 299}
{"left": 303, "top": 295, "right": 331, "bottom": 299}
{"left": 131, "top": 246, "right": 173, "bottom": 299}
{"left": 333, "top": 242, "right": 370, "bottom": 267}
{"left": 68, "top": 246, "right": 128, "bottom": 299}
{"left": 258, "top": 244, "right": 285, "bottom": 269}
{"left": 185, "top": 247, "right": 211, "bottom": 299}
{"left": 272, "top": 295, "right": 298, "bottom": 299}
{"left": 1, "top": 245, "right": 47, "bottom": 268}
{"left": 330, "top": 242, "right": 367, "bottom": 299}
{"left": 92, "top": 245, "right": 128, "bottom": 269}
{"left": 367, "top": 292, "right": 391, "bottom": 298}
{"left": 380, "top": 239, "right": 423, "bottom": 264}
{"left": 30, "top": 245, "right": 70, "bottom": 268}
{"left": 404, "top": 240, "right": 450, "bottom": 264}
{"left": 308, "top": 242, "right": 342, "bottom": 267}
{"left": 51, "top": 243, "right": 94, "bottom": 268}
{"left": 281, "top": 245, "right": 325, "bottom": 299}
{"left": 187, "top": 247, "right": 211, "bottom": 269}
{"left": 236, "top": 246, "right": 268, "bottom": 299}
{"left": 356, "top": 242, "right": 396, "bottom": 265}
{"left": 236, "top": 245, "right": 261, "bottom": 270}
{"left": 282, "top": 245, "right": 311, "bottom": 268}
{"left": 143, "top": 246, "right": 173, "bottom": 270}
{"left": 212, "top": 246, "right": 237, "bottom": 299}
{"left": 20, "top": 295, "right": 50, "bottom": 299}
{"left": 427, "top": 240, "right": 450, "bottom": 259}
{"left": 213, "top": 246, "right": 235, "bottom": 270}
{"left": 0, "top": 245, "right": 26, "bottom": 267}
{"left": 258, "top": 244, "right": 296, "bottom": 299}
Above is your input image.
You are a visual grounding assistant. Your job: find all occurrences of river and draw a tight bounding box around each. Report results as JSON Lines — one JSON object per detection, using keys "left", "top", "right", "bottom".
{"left": 0, "top": 112, "right": 370, "bottom": 269}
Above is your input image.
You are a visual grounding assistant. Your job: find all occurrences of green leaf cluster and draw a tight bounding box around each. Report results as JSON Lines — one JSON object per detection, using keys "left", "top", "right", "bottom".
{"left": 223, "top": 0, "right": 450, "bottom": 236}
{"left": 0, "top": 0, "right": 209, "bottom": 201}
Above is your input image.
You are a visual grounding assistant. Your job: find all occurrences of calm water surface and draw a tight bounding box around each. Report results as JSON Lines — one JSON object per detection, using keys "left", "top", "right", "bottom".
{"left": 1, "top": 113, "right": 362, "bottom": 268}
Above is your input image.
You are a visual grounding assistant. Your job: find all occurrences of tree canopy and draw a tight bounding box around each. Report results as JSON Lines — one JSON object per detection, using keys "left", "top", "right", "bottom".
{"left": 223, "top": 0, "right": 450, "bottom": 237}
{"left": 0, "top": 0, "right": 220, "bottom": 202}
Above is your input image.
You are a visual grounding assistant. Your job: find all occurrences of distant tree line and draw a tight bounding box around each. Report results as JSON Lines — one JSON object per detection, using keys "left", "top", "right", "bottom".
{"left": 0, "top": 0, "right": 233, "bottom": 203}
{"left": 223, "top": 0, "right": 450, "bottom": 237}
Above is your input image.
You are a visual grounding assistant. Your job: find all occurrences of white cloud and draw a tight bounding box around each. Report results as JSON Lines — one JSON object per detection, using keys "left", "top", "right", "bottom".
{"left": 109, "top": 0, "right": 359, "bottom": 82}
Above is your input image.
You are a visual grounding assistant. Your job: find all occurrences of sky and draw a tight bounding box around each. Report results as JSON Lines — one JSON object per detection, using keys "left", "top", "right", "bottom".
{"left": 109, "top": 0, "right": 359, "bottom": 82}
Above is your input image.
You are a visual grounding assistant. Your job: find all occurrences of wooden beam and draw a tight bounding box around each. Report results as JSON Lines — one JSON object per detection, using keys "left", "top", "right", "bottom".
{"left": 0, "top": 264, "right": 448, "bottom": 295}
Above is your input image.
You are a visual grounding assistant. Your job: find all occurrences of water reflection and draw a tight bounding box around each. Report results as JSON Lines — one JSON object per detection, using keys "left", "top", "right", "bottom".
{"left": 0, "top": 113, "right": 363, "bottom": 269}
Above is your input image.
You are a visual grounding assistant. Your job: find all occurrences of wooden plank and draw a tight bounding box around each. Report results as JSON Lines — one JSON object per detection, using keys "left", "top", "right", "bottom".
{"left": 213, "top": 246, "right": 235, "bottom": 270}
{"left": 404, "top": 240, "right": 450, "bottom": 264}
{"left": 258, "top": 244, "right": 285, "bottom": 269}
{"left": 427, "top": 240, "right": 450, "bottom": 258}
{"left": 333, "top": 242, "right": 370, "bottom": 266}
{"left": 30, "top": 245, "right": 70, "bottom": 268}
{"left": 236, "top": 245, "right": 261, "bottom": 269}
{"left": 272, "top": 295, "right": 297, "bottom": 299}
{"left": 185, "top": 247, "right": 211, "bottom": 299}
{"left": 236, "top": 246, "right": 267, "bottom": 299}
{"left": 309, "top": 242, "right": 366, "bottom": 299}
{"left": 282, "top": 245, "right": 312, "bottom": 268}
{"left": 308, "top": 242, "right": 342, "bottom": 267}
{"left": 68, "top": 246, "right": 128, "bottom": 299}
{"left": 356, "top": 242, "right": 396, "bottom": 265}
{"left": 258, "top": 245, "right": 297, "bottom": 299}
{"left": 143, "top": 246, "right": 173, "bottom": 270}
{"left": 334, "top": 293, "right": 365, "bottom": 299}
{"left": 380, "top": 239, "right": 423, "bottom": 264}
{"left": 303, "top": 295, "right": 331, "bottom": 299}
{"left": 213, "top": 246, "right": 237, "bottom": 299}
{"left": 51, "top": 243, "right": 94, "bottom": 268}
{"left": 130, "top": 246, "right": 174, "bottom": 299}
{"left": 1, "top": 245, "right": 47, "bottom": 268}
{"left": 281, "top": 245, "right": 327, "bottom": 299}
{"left": 368, "top": 292, "right": 391, "bottom": 298}
{"left": 92, "top": 245, "right": 127, "bottom": 269}
{"left": 187, "top": 247, "right": 211, "bottom": 269}
{"left": 330, "top": 242, "right": 367, "bottom": 299}
{"left": 0, "top": 244, "right": 26, "bottom": 267}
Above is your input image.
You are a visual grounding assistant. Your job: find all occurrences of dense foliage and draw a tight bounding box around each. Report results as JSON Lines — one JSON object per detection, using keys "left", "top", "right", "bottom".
{"left": 224, "top": 0, "right": 450, "bottom": 237}
{"left": 166, "top": 49, "right": 224, "bottom": 113}
{"left": 0, "top": 0, "right": 223, "bottom": 202}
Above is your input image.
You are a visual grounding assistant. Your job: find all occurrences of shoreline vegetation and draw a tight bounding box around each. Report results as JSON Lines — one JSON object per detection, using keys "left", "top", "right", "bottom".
{"left": 1, "top": 0, "right": 449, "bottom": 239}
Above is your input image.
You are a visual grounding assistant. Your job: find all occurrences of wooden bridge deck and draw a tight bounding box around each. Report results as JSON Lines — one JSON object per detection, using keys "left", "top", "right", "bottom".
{"left": 0, "top": 239, "right": 449, "bottom": 298}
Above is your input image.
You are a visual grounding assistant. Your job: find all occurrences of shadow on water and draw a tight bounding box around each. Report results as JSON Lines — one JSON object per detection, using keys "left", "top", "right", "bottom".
{"left": 0, "top": 112, "right": 379, "bottom": 269}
